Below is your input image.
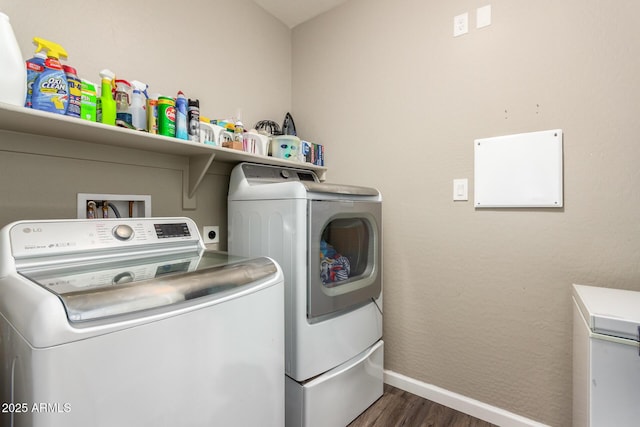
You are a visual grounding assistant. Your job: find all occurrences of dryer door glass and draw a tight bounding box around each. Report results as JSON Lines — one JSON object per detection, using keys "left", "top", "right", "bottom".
{"left": 308, "top": 200, "right": 382, "bottom": 319}
{"left": 320, "top": 218, "right": 370, "bottom": 286}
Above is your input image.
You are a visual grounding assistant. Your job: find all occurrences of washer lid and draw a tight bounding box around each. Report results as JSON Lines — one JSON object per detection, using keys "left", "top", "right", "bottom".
{"left": 573, "top": 284, "right": 640, "bottom": 342}
{"left": 19, "top": 253, "right": 278, "bottom": 323}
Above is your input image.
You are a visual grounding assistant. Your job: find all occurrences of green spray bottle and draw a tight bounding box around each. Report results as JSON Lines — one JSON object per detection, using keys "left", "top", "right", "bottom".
{"left": 97, "top": 69, "right": 116, "bottom": 125}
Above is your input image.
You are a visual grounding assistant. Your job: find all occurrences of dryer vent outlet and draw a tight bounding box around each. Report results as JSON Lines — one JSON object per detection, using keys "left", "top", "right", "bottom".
{"left": 202, "top": 226, "right": 220, "bottom": 244}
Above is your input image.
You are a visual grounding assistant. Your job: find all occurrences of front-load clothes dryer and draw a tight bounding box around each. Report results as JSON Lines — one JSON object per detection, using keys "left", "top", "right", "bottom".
{"left": 228, "top": 162, "right": 384, "bottom": 427}
{"left": 0, "top": 217, "right": 284, "bottom": 427}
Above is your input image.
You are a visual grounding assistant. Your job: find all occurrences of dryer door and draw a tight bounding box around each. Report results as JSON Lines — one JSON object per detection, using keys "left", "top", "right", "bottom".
{"left": 308, "top": 199, "right": 382, "bottom": 320}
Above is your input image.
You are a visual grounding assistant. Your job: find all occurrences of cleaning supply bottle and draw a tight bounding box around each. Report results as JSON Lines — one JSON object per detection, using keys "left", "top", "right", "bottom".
{"left": 157, "top": 96, "right": 176, "bottom": 137}
{"left": 175, "top": 91, "right": 188, "bottom": 139}
{"left": 97, "top": 69, "right": 116, "bottom": 125}
{"left": 30, "top": 37, "right": 69, "bottom": 114}
{"left": 187, "top": 98, "right": 200, "bottom": 141}
{"left": 24, "top": 50, "right": 46, "bottom": 108}
{"left": 0, "top": 12, "right": 27, "bottom": 107}
{"left": 130, "top": 80, "right": 148, "bottom": 131}
{"left": 80, "top": 79, "right": 97, "bottom": 121}
{"left": 114, "top": 79, "right": 133, "bottom": 127}
{"left": 234, "top": 119, "right": 244, "bottom": 142}
{"left": 147, "top": 93, "right": 160, "bottom": 134}
{"left": 63, "top": 65, "right": 81, "bottom": 118}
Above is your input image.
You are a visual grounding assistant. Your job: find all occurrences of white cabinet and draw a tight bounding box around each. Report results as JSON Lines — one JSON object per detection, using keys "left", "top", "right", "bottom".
{"left": 573, "top": 284, "right": 640, "bottom": 427}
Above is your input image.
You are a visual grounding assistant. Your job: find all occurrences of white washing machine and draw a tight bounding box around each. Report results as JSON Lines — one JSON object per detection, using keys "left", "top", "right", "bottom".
{"left": 0, "top": 217, "right": 284, "bottom": 427}
{"left": 573, "top": 284, "right": 640, "bottom": 427}
{"left": 228, "top": 162, "right": 384, "bottom": 427}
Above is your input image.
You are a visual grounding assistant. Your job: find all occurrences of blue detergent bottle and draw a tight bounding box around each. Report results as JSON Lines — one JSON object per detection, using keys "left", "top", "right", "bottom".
{"left": 30, "top": 37, "right": 69, "bottom": 115}
{"left": 24, "top": 49, "right": 46, "bottom": 108}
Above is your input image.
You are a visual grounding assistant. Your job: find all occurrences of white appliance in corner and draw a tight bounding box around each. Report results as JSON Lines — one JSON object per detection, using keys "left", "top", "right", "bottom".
{"left": 572, "top": 284, "right": 640, "bottom": 427}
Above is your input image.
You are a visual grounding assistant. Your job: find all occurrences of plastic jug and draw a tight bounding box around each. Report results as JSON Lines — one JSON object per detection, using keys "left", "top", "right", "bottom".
{"left": 0, "top": 12, "right": 27, "bottom": 106}
{"left": 270, "top": 135, "right": 301, "bottom": 161}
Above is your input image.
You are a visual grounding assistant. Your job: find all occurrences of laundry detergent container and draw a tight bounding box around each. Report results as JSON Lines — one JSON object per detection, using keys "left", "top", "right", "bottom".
{"left": 270, "top": 135, "right": 301, "bottom": 161}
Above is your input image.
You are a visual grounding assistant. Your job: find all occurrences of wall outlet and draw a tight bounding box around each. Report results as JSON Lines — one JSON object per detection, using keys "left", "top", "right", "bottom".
{"left": 202, "top": 226, "right": 220, "bottom": 244}
{"left": 453, "top": 12, "right": 469, "bottom": 37}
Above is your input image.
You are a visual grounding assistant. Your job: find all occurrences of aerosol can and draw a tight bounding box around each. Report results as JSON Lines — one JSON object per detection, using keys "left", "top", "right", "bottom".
{"left": 175, "top": 91, "right": 188, "bottom": 139}
{"left": 188, "top": 98, "right": 200, "bottom": 141}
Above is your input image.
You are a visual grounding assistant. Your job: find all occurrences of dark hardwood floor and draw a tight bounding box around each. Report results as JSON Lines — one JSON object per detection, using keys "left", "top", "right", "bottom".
{"left": 348, "top": 384, "right": 497, "bottom": 427}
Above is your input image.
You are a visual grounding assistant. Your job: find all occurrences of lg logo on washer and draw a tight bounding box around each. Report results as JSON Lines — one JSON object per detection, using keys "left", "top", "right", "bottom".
{"left": 22, "top": 227, "right": 43, "bottom": 233}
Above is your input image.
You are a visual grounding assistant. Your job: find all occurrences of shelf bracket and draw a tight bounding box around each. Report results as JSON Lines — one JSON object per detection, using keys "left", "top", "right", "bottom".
{"left": 182, "top": 153, "right": 216, "bottom": 209}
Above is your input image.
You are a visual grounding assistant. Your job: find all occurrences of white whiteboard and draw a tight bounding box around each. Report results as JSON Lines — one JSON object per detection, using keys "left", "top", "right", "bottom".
{"left": 474, "top": 129, "right": 563, "bottom": 208}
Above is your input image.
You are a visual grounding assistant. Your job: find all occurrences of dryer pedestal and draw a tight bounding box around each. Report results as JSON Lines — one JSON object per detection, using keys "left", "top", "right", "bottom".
{"left": 286, "top": 341, "right": 383, "bottom": 427}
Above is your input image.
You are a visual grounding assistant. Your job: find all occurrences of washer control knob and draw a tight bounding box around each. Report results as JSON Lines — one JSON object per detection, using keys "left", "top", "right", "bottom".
{"left": 280, "top": 170, "right": 290, "bottom": 179}
{"left": 112, "top": 271, "right": 135, "bottom": 285}
{"left": 113, "top": 224, "right": 134, "bottom": 241}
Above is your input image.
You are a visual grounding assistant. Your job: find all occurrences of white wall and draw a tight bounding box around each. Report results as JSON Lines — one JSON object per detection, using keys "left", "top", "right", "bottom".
{"left": 292, "top": 0, "right": 640, "bottom": 425}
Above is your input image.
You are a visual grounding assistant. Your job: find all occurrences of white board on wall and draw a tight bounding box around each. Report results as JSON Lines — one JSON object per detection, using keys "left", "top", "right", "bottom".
{"left": 474, "top": 129, "right": 563, "bottom": 208}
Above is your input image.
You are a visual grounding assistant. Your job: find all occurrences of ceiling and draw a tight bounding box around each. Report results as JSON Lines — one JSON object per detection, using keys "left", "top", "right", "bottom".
{"left": 252, "top": 0, "right": 349, "bottom": 28}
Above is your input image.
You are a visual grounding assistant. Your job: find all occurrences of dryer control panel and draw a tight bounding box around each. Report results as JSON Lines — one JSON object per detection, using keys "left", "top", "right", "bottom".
{"left": 241, "top": 163, "right": 318, "bottom": 184}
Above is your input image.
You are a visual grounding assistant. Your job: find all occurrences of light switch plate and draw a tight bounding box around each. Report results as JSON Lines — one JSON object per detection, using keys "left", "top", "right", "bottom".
{"left": 477, "top": 5, "right": 491, "bottom": 29}
{"left": 453, "top": 179, "right": 469, "bottom": 201}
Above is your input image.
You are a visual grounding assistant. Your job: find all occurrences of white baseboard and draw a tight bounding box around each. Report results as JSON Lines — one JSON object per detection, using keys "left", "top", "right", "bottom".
{"left": 384, "top": 370, "right": 550, "bottom": 427}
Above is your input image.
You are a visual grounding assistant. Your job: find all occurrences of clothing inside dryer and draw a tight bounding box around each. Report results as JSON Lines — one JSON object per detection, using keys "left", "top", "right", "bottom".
{"left": 320, "top": 218, "right": 371, "bottom": 287}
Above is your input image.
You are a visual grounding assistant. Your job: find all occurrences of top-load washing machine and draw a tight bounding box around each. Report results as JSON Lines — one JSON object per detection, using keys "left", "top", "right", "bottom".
{"left": 228, "top": 162, "right": 384, "bottom": 427}
{"left": 0, "top": 217, "right": 284, "bottom": 427}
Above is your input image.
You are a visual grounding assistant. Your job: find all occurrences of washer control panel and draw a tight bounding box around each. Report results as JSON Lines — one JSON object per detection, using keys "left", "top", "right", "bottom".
{"left": 113, "top": 224, "right": 134, "bottom": 241}
{"left": 8, "top": 217, "right": 201, "bottom": 259}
